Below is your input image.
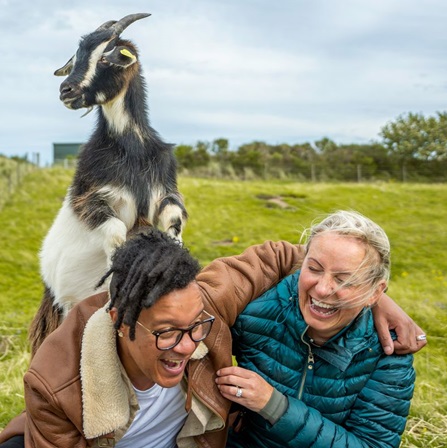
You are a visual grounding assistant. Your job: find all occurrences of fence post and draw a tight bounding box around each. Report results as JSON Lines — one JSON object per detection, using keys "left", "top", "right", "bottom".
{"left": 16, "top": 163, "right": 21, "bottom": 185}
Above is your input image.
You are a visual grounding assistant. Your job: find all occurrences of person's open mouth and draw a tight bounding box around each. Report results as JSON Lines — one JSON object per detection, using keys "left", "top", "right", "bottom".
{"left": 310, "top": 297, "right": 338, "bottom": 317}
{"left": 161, "top": 358, "right": 186, "bottom": 375}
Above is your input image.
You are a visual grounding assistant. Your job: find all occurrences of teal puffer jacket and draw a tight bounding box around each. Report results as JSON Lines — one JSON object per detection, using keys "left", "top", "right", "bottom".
{"left": 228, "top": 271, "right": 415, "bottom": 448}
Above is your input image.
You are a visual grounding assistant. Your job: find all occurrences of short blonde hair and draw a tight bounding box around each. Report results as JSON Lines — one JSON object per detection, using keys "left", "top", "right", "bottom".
{"left": 303, "top": 210, "right": 390, "bottom": 308}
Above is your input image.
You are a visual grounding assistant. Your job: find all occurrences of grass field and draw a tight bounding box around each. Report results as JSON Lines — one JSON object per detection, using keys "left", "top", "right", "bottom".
{"left": 0, "top": 168, "right": 446, "bottom": 447}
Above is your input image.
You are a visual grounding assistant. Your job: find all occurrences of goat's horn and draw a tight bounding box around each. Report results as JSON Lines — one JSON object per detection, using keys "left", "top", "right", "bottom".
{"left": 95, "top": 20, "right": 117, "bottom": 32}
{"left": 112, "top": 13, "right": 151, "bottom": 36}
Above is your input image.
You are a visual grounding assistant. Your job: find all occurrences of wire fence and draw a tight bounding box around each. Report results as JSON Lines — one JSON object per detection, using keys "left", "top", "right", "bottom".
{"left": 51, "top": 157, "right": 447, "bottom": 182}
{"left": 0, "top": 161, "right": 38, "bottom": 211}
{"left": 0, "top": 156, "right": 445, "bottom": 213}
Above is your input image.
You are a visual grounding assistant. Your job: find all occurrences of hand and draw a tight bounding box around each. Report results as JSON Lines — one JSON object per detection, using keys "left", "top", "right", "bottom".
{"left": 215, "top": 366, "right": 274, "bottom": 413}
{"left": 373, "top": 294, "right": 427, "bottom": 355}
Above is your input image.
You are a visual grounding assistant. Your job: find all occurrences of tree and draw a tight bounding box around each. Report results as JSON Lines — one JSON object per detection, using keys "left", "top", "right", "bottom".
{"left": 211, "top": 138, "right": 229, "bottom": 159}
{"left": 314, "top": 137, "right": 338, "bottom": 154}
{"left": 233, "top": 141, "right": 272, "bottom": 178}
{"left": 380, "top": 112, "right": 447, "bottom": 163}
{"left": 174, "top": 145, "right": 195, "bottom": 169}
{"left": 193, "top": 141, "right": 211, "bottom": 167}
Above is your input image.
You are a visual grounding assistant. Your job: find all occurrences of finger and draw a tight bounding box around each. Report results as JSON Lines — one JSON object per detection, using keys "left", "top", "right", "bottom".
{"left": 215, "top": 373, "right": 246, "bottom": 388}
{"left": 417, "top": 338, "right": 428, "bottom": 351}
{"left": 216, "top": 366, "right": 237, "bottom": 376}
{"left": 394, "top": 319, "right": 421, "bottom": 354}
{"left": 217, "top": 384, "right": 244, "bottom": 402}
{"left": 395, "top": 329, "right": 427, "bottom": 354}
{"left": 394, "top": 339, "right": 425, "bottom": 354}
{"left": 217, "top": 366, "right": 252, "bottom": 378}
{"left": 375, "top": 318, "right": 394, "bottom": 355}
{"left": 220, "top": 384, "right": 240, "bottom": 397}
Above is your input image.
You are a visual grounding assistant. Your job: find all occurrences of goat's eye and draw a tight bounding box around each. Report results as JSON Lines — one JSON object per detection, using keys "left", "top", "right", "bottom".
{"left": 99, "top": 56, "right": 109, "bottom": 65}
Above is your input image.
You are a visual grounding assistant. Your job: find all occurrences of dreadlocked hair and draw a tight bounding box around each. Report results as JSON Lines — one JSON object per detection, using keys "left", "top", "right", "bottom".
{"left": 97, "top": 227, "right": 201, "bottom": 340}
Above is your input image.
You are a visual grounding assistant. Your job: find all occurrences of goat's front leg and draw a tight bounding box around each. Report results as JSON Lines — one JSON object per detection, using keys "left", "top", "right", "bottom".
{"left": 156, "top": 194, "right": 188, "bottom": 242}
{"left": 71, "top": 188, "right": 128, "bottom": 266}
{"left": 96, "top": 217, "right": 128, "bottom": 267}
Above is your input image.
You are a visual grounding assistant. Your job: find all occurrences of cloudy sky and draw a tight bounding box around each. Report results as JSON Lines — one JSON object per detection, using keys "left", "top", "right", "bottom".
{"left": 2, "top": 0, "right": 447, "bottom": 165}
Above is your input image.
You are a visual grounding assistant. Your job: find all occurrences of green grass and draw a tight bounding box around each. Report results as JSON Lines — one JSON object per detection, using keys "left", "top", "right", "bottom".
{"left": 1, "top": 169, "right": 446, "bottom": 446}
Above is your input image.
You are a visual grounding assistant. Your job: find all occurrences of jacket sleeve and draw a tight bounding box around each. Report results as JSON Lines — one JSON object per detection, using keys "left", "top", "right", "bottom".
{"left": 0, "top": 412, "right": 26, "bottom": 443}
{"left": 251, "top": 354, "right": 415, "bottom": 448}
{"left": 24, "top": 370, "right": 86, "bottom": 448}
{"left": 197, "top": 241, "right": 304, "bottom": 326}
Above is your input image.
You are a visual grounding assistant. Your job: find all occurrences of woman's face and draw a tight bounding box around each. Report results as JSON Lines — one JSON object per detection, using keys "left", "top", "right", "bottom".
{"left": 111, "top": 282, "right": 204, "bottom": 390}
{"left": 298, "top": 232, "right": 382, "bottom": 341}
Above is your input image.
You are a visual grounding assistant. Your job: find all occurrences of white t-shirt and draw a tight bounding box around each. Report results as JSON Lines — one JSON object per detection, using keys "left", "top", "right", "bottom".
{"left": 116, "top": 383, "right": 187, "bottom": 448}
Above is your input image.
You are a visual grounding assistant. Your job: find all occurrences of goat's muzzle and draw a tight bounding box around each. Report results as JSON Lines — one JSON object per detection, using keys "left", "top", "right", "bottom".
{"left": 59, "top": 80, "right": 84, "bottom": 109}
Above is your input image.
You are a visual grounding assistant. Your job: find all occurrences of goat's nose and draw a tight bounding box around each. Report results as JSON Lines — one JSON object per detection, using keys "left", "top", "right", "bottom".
{"left": 59, "top": 80, "right": 81, "bottom": 103}
{"left": 59, "top": 81, "right": 73, "bottom": 95}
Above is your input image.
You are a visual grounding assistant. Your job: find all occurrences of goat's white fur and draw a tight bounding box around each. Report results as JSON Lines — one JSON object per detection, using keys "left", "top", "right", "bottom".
{"left": 80, "top": 42, "right": 111, "bottom": 89}
{"left": 102, "top": 90, "right": 131, "bottom": 135}
{"left": 41, "top": 200, "right": 110, "bottom": 317}
{"left": 158, "top": 202, "right": 184, "bottom": 242}
{"left": 41, "top": 186, "right": 137, "bottom": 316}
{"left": 40, "top": 183, "right": 182, "bottom": 316}
{"left": 95, "top": 92, "right": 107, "bottom": 104}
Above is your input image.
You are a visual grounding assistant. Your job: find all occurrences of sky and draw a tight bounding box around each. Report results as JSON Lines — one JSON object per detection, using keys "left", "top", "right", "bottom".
{"left": 2, "top": 0, "right": 447, "bottom": 166}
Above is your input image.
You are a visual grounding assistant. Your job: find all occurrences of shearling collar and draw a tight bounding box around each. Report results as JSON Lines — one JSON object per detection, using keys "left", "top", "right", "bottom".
{"left": 80, "top": 302, "right": 212, "bottom": 440}
{"left": 80, "top": 303, "right": 135, "bottom": 439}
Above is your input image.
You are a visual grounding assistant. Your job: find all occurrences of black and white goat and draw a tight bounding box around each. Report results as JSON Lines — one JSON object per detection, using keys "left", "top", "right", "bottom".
{"left": 29, "top": 13, "right": 187, "bottom": 355}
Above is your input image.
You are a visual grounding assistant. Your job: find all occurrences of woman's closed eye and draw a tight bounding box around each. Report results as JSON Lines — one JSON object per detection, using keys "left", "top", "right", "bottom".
{"left": 335, "top": 276, "right": 346, "bottom": 285}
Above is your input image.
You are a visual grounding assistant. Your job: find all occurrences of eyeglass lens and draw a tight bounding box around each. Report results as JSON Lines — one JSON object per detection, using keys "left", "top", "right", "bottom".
{"left": 157, "top": 320, "right": 213, "bottom": 350}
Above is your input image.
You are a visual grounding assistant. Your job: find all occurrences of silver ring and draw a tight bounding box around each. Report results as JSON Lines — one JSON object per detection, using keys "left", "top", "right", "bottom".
{"left": 416, "top": 334, "right": 427, "bottom": 341}
{"left": 235, "top": 386, "right": 243, "bottom": 398}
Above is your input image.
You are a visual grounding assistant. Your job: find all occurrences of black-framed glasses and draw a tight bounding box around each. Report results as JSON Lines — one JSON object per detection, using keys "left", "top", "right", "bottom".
{"left": 136, "top": 310, "right": 215, "bottom": 351}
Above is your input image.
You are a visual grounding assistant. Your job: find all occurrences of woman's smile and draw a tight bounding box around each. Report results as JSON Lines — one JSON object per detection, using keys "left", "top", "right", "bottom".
{"left": 309, "top": 296, "right": 339, "bottom": 317}
{"left": 299, "top": 233, "right": 375, "bottom": 340}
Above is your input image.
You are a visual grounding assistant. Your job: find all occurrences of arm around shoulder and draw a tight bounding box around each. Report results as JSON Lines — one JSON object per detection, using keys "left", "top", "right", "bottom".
{"left": 197, "top": 241, "right": 305, "bottom": 325}
{"left": 373, "top": 294, "right": 427, "bottom": 355}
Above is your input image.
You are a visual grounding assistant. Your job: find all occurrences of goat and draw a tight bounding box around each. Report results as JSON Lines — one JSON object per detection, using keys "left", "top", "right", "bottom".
{"left": 29, "top": 13, "right": 187, "bottom": 356}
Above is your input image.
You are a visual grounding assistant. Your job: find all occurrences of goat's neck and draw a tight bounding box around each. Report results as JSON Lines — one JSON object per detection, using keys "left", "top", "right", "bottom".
{"left": 100, "top": 81, "right": 149, "bottom": 142}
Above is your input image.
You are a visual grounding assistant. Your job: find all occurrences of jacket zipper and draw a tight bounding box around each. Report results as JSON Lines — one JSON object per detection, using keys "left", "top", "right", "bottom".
{"left": 298, "top": 326, "right": 315, "bottom": 400}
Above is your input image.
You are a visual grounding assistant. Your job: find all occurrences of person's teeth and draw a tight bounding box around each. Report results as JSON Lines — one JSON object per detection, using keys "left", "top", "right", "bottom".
{"left": 311, "top": 297, "right": 335, "bottom": 309}
{"left": 164, "top": 360, "right": 182, "bottom": 367}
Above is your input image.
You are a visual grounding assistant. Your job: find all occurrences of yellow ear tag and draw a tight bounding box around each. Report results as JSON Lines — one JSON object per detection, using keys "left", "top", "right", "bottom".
{"left": 120, "top": 48, "right": 136, "bottom": 60}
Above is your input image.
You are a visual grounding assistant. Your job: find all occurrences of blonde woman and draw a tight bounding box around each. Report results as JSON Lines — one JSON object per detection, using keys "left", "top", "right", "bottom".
{"left": 217, "top": 211, "right": 416, "bottom": 448}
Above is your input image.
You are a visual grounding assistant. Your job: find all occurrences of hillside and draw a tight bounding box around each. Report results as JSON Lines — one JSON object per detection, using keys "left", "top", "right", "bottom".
{"left": 0, "top": 168, "right": 446, "bottom": 446}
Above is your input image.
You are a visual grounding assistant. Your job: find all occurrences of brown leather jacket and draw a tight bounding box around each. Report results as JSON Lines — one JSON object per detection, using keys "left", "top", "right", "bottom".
{"left": 0, "top": 241, "right": 303, "bottom": 447}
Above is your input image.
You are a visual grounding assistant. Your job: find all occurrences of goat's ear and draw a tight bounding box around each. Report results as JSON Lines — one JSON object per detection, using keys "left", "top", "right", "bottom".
{"left": 54, "top": 56, "right": 75, "bottom": 76}
{"left": 103, "top": 46, "right": 138, "bottom": 68}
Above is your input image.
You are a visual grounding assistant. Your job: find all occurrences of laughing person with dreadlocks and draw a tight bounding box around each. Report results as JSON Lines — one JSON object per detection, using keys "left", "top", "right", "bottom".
{"left": 0, "top": 227, "right": 425, "bottom": 448}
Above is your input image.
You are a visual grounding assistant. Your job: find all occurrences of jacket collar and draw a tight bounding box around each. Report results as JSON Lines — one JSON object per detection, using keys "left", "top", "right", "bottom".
{"left": 295, "top": 309, "right": 376, "bottom": 372}
{"left": 310, "top": 309, "right": 377, "bottom": 372}
{"left": 80, "top": 303, "right": 135, "bottom": 439}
